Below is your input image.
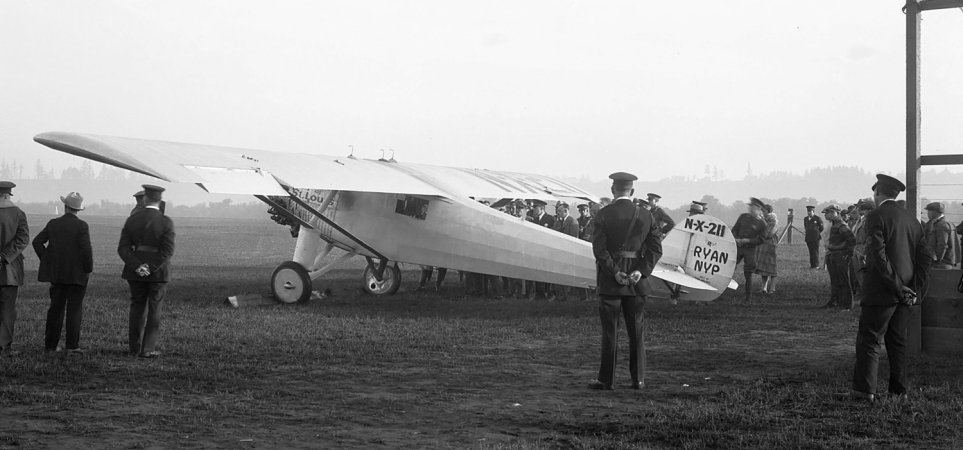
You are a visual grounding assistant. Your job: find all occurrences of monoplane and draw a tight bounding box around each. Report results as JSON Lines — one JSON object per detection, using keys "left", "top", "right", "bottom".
{"left": 34, "top": 132, "right": 737, "bottom": 303}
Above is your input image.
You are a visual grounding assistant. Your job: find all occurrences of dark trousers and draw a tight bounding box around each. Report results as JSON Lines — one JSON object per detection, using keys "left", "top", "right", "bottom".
{"left": 597, "top": 295, "right": 646, "bottom": 385}
{"left": 826, "top": 253, "right": 853, "bottom": 308}
{"left": 128, "top": 281, "right": 167, "bottom": 354}
{"left": 852, "top": 303, "right": 910, "bottom": 396}
{"left": 0, "top": 286, "right": 17, "bottom": 349}
{"left": 45, "top": 284, "right": 87, "bottom": 350}
{"left": 806, "top": 241, "right": 820, "bottom": 268}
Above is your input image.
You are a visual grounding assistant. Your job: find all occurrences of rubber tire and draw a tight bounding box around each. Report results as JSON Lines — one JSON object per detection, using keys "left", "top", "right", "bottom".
{"left": 271, "top": 261, "right": 312, "bottom": 304}
{"left": 361, "top": 264, "right": 402, "bottom": 295}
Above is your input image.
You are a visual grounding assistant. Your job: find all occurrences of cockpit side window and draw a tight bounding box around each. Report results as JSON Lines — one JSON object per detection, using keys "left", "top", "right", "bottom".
{"left": 395, "top": 195, "right": 429, "bottom": 220}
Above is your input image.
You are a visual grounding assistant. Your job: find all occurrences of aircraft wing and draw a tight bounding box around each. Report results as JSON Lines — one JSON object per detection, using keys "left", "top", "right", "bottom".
{"left": 33, "top": 132, "right": 447, "bottom": 196}
{"left": 33, "top": 132, "right": 598, "bottom": 202}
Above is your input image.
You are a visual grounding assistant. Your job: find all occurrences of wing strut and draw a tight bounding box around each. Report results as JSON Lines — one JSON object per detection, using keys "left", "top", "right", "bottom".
{"left": 286, "top": 194, "right": 387, "bottom": 261}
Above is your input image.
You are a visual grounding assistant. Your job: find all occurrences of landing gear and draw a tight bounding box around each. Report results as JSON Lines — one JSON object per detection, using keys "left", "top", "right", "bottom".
{"left": 271, "top": 261, "right": 312, "bottom": 304}
{"left": 361, "top": 261, "right": 401, "bottom": 295}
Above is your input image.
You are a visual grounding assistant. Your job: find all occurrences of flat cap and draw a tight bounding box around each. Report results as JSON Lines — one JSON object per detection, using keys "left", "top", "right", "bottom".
{"left": 576, "top": 203, "right": 588, "bottom": 210}
{"left": 688, "top": 203, "right": 705, "bottom": 214}
{"left": 531, "top": 199, "right": 547, "bottom": 207}
{"left": 749, "top": 197, "right": 764, "bottom": 208}
{"left": 822, "top": 204, "right": 841, "bottom": 213}
{"left": 925, "top": 201, "right": 944, "bottom": 213}
{"left": 805, "top": 205, "right": 815, "bottom": 210}
{"left": 609, "top": 172, "right": 637, "bottom": 189}
{"left": 0, "top": 181, "right": 14, "bottom": 195}
{"left": 646, "top": 193, "right": 661, "bottom": 200}
{"left": 871, "top": 174, "right": 906, "bottom": 193}
{"left": 857, "top": 199, "right": 875, "bottom": 210}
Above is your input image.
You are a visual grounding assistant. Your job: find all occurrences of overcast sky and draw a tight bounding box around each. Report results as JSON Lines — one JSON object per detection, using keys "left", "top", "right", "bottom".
{"left": 2, "top": 1, "right": 963, "bottom": 183}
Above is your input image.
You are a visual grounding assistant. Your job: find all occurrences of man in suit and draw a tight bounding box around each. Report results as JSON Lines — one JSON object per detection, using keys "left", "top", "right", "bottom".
{"left": 588, "top": 172, "right": 662, "bottom": 390}
{"left": 804, "top": 205, "right": 824, "bottom": 268}
{"left": 33, "top": 192, "right": 93, "bottom": 354}
{"left": 119, "top": 184, "right": 175, "bottom": 358}
{"left": 529, "top": 199, "right": 555, "bottom": 298}
{"left": 646, "top": 193, "right": 676, "bottom": 238}
{"left": 732, "top": 197, "right": 767, "bottom": 304}
{"left": 0, "top": 181, "right": 28, "bottom": 357}
{"left": 551, "top": 202, "right": 580, "bottom": 301}
{"left": 851, "top": 174, "right": 930, "bottom": 402}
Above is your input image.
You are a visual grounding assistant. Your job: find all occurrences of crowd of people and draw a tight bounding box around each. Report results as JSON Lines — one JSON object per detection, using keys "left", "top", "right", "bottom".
{"left": 0, "top": 182, "right": 174, "bottom": 358}
{"left": 0, "top": 173, "right": 947, "bottom": 403}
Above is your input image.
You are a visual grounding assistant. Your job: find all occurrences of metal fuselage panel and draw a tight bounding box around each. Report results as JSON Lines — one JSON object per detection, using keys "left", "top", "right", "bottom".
{"left": 285, "top": 187, "right": 596, "bottom": 288}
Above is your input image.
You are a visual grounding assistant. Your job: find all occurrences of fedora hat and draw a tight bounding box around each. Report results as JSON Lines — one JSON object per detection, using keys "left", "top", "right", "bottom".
{"left": 60, "top": 192, "right": 85, "bottom": 211}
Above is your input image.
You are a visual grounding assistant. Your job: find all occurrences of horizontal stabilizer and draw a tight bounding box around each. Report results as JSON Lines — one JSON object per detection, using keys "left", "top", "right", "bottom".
{"left": 651, "top": 264, "right": 716, "bottom": 291}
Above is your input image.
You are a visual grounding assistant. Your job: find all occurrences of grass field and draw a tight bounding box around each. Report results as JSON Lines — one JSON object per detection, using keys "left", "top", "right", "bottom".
{"left": 1, "top": 214, "right": 961, "bottom": 449}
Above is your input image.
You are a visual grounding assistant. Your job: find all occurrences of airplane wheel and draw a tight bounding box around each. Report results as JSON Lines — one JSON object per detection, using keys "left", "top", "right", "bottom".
{"left": 361, "top": 264, "right": 401, "bottom": 295}
{"left": 271, "top": 261, "right": 312, "bottom": 304}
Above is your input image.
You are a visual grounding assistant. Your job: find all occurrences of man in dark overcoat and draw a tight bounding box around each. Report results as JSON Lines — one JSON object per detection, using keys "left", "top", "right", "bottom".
{"left": 588, "top": 172, "right": 662, "bottom": 390}
{"left": 0, "top": 181, "right": 28, "bottom": 357}
{"left": 804, "top": 205, "right": 824, "bottom": 268}
{"left": 119, "top": 184, "right": 175, "bottom": 358}
{"left": 33, "top": 192, "right": 93, "bottom": 353}
{"left": 851, "top": 174, "right": 930, "bottom": 402}
{"left": 732, "top": 197, "right": 767, "bottom": 304}
{"left": 646, "top": 193, "right": 676, "bottom": 238}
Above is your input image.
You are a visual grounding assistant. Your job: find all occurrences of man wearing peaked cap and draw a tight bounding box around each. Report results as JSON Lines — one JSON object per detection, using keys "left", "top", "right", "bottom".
{"left": 851, "top": 173, "right": 930, "bottom": 402}
{"left": 588, "top": 172, "right": 662, "bottom": 391}
{"left": 820, "top": 203, "right": 856, "bottom": 311}
{"left": 804, "top": 205, "right": 824, "bottom": 269}
{"left": 646, "top": 193, "right": 675, "bottom": 238}
{"left": 0, "top": 181, "right": 28, "bottom": 357}
{"left": 731, "top": 197, "right": 767, "bottom": 304}
{"left": 32, "top": 192, "right": 93, "bottom": 354}
{"left": 131, "top": 190, "right": 146, "bottom": 216}
{"left": 118, "top": 184, "right": 176, "bottom": 358}
{"left": 924, "top": 201, "right": 955, "bottom": 269}
{"left": 871, "top": 173, "right": 906, "bottom": 194}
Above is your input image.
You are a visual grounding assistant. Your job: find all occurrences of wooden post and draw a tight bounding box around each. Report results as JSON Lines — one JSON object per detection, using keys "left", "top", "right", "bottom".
{"left": 905, "top": 0, "right": 922, "bottom": 355}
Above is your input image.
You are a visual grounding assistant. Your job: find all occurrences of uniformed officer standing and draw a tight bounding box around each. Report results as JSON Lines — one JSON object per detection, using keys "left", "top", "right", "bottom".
{"left": 851, "top": 174, "right": 930, "bottom": 402}
{"left": 803, "top": 205, "right": 824, "bottom": 268}
{"left": 646, "top": 193, "right": 675, "bottom": 237}
{"left": 0, "top": 181, "right": 28, "bottom": 357}
{"left": 576, "top": 204, "right": 591, "bottom": 240}
{"left": 923, "top": 202, "right": 955, "bottom": 269}
{"left": 33, "top": 192, "right": 93, "bottom": 354}
{"left": 588, "top": 172, "right": 662, "bottom": 391}
{"left": 820, "top": 204, "right": 856, "bottom": 310}
{"left": 119, "top": 184, "right": 175, "bottom": 358}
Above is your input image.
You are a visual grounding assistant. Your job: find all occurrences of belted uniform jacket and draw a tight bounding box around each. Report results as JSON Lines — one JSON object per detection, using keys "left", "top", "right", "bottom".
{"left": 33, "top": 213, "right": 93, "bottom": 285}
{"left": 592, "top": 198, "right": 663, "bottom": 296}
{"left": 862, "top": 200, "right": 930, "bottom": 306}
{"left": 118, "top": 207, "right": 175, "bottom": 283}
{"left": 0, "top": 199, "right": 28, "bottom": 287}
